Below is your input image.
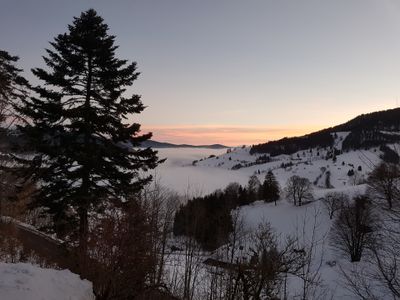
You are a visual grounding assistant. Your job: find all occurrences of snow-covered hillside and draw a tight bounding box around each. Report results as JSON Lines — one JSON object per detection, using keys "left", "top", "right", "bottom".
{"left": 154, "top": 136, "right": 399, "bottom": 299}
{"left": 0, "top": 263, "right": 94, "bottom": 300}
{"left": 154, "top": 132, "right": 391, "bottom": 195}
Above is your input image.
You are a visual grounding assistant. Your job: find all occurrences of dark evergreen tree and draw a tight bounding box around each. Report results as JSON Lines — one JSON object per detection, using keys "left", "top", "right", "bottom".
{"left": 0, "top": 50, "right": 29, "bottom": 126}
{"left": 16, "top": 9, "right": 160, "bottom": 253}
{"left": 261, "top": 171, "right": 280, "bottom": 205}
{"left": 172, "top": 191, "right": 233, "bottom": 251}
{"left": 0, "top": 50, "right": 29, "bottom": 214}
{"left": 347, "top": 169, "right": 355, "bottom": 176}
{"left": 238, "top": 186, "right": 249, "bottom": 206}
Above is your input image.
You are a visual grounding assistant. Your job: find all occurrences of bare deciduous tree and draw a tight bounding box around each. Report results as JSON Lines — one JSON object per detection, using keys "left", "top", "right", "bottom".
{"left": 143, "top": 181, "right": 180, "bottom": 287}
{"left": 340, "top": 159, "right": 400, "bottom": 299}
{"left": 339, "top": 235, "right": 400, "bottom": 300}
{"left": 87, "top": 199, "right": 158, "bottom": 300}
{"left": 368, "top": 162, "right": 400, "bottom": 210}
{"left": 339, "top": 263, "right": 382, "bottom": 300}
{"left": 285, "top": 176, "right": 313, "bottom": 206}
{"left": 371, "top": 243, "right": 400, "bottom": 298}
{"left": 181, "top": 236, "right": 203, "bottom": 300}
{"left": 321, "top": 192, "right": 348, "bottom": 219}
{"left": 240, "top": 222, "right": 305, "bottom": 299}
{"left": 295, "top": 207, "right": 329, "bottom": 300}
{"left": 330, "top": 195, "right": 377, "bottom": 262}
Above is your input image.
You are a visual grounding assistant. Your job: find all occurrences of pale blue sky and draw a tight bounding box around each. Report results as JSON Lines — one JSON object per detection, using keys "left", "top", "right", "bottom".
{"left": 1, "top": 0, "right": 400, "bottom": 144}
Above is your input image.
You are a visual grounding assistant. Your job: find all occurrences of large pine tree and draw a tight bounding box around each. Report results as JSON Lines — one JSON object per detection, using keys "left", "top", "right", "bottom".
{"left": 262, "top": 171, "right": 280, "bottom": 205}
{"left": 17, "top": 9, "right": 160, "bottom": 252}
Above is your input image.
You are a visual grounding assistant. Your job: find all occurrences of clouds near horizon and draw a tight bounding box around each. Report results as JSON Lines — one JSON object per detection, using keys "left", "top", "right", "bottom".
{"left": 141, "top": 125, "right": 321, "bottom": 146}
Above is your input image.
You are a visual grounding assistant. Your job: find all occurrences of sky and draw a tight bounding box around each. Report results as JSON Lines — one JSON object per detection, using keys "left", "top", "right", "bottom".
{"left": 1, "top": 0, "right": 400, "bottom": 146}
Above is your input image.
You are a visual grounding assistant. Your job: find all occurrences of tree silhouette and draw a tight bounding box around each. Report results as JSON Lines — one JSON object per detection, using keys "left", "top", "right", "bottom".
{"left": 0, "top": 49, "right": 29, "bottom": 126}
{"left": 17, "top": 9, "right": 160, "bottom": 254}
{"left": 261, "top": 171, "right": 280, "bottom": 205}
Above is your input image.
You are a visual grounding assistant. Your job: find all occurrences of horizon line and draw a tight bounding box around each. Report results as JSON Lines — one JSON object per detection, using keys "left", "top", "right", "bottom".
{"left": 140, "top": 124, "right": 325, "bottom": 147}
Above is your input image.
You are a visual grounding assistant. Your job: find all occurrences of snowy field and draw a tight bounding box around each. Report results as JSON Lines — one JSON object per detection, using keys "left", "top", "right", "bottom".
{"left": 150, "top": 136, "right": 398, "bottom": 299}
{"left": 0, "top": 263, "right": 94, "bottom": 300}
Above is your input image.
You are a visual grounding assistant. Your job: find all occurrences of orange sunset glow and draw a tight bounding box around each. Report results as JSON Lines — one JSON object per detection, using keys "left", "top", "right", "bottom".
{"left": 141, "top": 125, "right": 323, "bottom": 146}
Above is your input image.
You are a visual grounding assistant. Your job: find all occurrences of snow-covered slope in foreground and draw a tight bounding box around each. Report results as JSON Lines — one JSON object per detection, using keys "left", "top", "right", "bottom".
{"left": 238, "top": 200, "right": 358, "bottom": 299}
{"left": 0, "top": 263, "right": 94, "bottom": 300}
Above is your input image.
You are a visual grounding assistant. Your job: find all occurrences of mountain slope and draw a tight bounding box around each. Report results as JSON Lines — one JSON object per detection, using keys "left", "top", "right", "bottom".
{"left": 251, "top": 107, "right": 400, "bottom": 155}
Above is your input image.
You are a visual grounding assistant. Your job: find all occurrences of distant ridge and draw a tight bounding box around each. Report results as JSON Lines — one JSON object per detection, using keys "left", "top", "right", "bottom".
{"left": 140, "top": 140, "right": 228, "bottom": 149}
{"left": 251, "top": 107, "right": 400, "bottom": 156}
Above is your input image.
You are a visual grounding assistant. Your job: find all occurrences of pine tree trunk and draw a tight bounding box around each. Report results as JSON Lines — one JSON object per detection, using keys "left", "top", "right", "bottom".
{"left": 79, "top": 52, "right": 93, "bottom": 259}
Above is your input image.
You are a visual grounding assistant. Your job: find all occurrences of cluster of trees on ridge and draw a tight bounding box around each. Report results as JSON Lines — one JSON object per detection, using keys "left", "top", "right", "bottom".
{"left": 251, "top": 108, "right": 400, "bottom": 156}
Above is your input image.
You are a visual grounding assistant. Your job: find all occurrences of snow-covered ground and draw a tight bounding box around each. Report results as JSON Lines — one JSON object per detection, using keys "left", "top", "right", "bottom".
{"left": 0, "top": 134, "right": 393, "bottom": 299}
{"left": 0, "top": 263, "right": 94, "bottom": 300}
{"left": 152, "top": 135, "right": 384, "bottom": 196}
{"left": 238, "top": 200, "right": 360, "bottom": 299}
{"left": 152, "top": 136, "right": 399, "bottom": 299}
